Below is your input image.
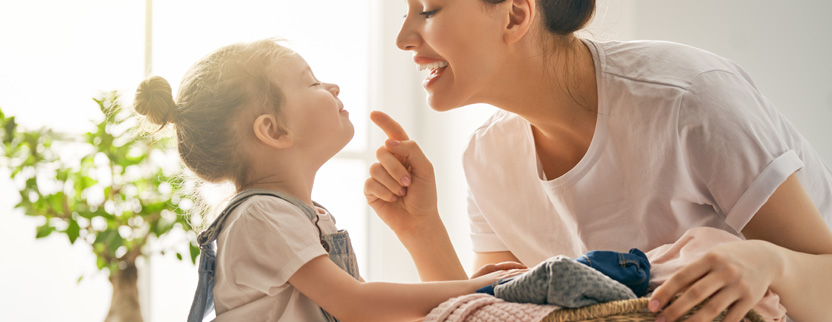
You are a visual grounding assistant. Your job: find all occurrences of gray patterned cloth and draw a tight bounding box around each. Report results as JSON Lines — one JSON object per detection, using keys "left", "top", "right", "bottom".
{"left": 493, "top": 256, "right": 636, "bottom": 308}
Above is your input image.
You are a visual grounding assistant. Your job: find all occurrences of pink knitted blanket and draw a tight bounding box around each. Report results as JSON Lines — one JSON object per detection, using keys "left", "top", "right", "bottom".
{"left": 424, "top": 293, "right": 559, "bottom": 322}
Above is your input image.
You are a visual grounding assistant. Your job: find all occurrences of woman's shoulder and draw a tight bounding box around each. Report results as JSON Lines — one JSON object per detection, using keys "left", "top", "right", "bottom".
{"left": 466, "top": 110, "right": 528, "bottom": 149}
{"left": 586, "top": 38, "right": 747, "bottom": 90}
{"left": 463, "top": 110, "right": 536, "bottom": 171}
{"left": 471, "top": 110, "right": 526, "bottom": 135}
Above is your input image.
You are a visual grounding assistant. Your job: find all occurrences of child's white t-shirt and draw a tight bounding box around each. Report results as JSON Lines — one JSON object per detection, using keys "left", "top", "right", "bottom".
{"left": 463, "top": 39, "right": 832, "bottom": 266}
{"left": 213, "top": 195, "right": 337, "bottom": 322}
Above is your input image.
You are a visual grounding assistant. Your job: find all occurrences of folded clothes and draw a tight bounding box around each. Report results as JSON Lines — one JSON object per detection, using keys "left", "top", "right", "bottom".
{"left": 575, "top": 248, "right": 651, "bottom": 297}
{"left": 476, "top": 247, "right": 649, "bottom": 308}
{"left": 466, "top": 227, "right": 786, "bottom": 321}
{"left": 490, "top": 256, "right": 636, "bottom": 308}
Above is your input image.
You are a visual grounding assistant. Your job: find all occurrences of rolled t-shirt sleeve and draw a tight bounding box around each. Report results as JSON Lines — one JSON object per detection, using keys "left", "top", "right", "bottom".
{"left": 468, "top": 190, "right": 510, "bottom": 252}
{"left": 218, "top": 197, "right": 327, "bottom": 294}
{"left": 678, "top": 70, "right": 804, "bottom": 232}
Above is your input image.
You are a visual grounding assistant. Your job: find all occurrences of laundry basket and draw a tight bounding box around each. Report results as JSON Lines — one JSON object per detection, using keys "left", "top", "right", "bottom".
{"left": 541, "top": 298, "right": 767, "bottom": 322}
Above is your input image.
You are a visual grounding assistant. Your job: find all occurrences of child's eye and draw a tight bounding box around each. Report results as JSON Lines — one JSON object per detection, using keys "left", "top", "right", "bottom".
{"left": 419, "top": 9, "right": 438, "bottom": 19}
{"left": 311, "top": 82, "right": 322, "bottom": 87}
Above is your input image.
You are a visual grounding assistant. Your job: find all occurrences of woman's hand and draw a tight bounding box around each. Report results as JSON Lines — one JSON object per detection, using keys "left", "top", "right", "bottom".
{"left": 648, "top": 240, "right": 782, "bottom": 322}
{"left": 364, "top": 111, "right": 440, "bottom": 236}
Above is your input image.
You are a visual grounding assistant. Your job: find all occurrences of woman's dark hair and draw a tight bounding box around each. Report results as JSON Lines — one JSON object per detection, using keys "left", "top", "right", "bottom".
{"left": 483, "top": 0, "right": 596, "bottom": 35}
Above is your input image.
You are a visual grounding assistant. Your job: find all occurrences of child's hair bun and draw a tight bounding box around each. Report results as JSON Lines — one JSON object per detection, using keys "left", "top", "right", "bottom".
{"left": 134, "top": 76, "right": 178, "bottom": 126}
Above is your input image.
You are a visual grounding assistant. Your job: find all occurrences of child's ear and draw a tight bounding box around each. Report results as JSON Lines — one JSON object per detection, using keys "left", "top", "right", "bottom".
{"left": 253, "top": 114, "right": 292, "bottom": 149}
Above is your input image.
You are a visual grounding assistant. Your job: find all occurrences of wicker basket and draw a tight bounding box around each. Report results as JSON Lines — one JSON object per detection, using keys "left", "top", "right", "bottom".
{"left": 540, "top": 298, "right": 767, "bottom": 322}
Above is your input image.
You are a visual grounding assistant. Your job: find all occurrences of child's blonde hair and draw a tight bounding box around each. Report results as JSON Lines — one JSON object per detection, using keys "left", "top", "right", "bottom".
{"left": 133, "top": 38, "right": 294, "bottom": 188}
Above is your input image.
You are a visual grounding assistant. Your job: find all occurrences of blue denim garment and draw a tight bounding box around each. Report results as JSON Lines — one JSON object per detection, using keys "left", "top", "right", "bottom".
{"left": 477, "top": 248, "right": 650, "bottom": 298}
{"left": 475, "top": 277, "right": 512, "bottom": 296}
{"left": 187, "top": 189, "right": 360, "bottom": 322}
{"left": 575, "top": 248, "right": 650, "bottom": 297}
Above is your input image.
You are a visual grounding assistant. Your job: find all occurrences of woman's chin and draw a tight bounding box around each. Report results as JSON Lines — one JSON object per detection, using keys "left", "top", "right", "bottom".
{"left": 426, "top": 95, "right": 465, "bottom": 112}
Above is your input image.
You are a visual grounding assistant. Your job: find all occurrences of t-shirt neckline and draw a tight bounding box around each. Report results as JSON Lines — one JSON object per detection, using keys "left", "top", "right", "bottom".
{"left": 530, "top": 38, "right": 608, "bottom": 188}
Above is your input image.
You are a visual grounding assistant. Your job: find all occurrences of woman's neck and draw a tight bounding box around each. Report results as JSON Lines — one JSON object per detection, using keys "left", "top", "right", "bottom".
{"left": 484, "top": 37, "right": 599, "bottom": 179}
{"left": 487, "top": 37, "right": 598, "bottom": 136}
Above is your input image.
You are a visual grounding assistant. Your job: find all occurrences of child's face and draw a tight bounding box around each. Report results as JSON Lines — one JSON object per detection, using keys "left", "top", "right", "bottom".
{"left": 275, "top": 53, "right": 354, "bottom": 155}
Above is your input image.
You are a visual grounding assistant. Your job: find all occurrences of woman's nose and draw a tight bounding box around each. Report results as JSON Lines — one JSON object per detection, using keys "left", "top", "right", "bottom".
{"left": 396, "top": 17, "right": 420, "bottom": 51}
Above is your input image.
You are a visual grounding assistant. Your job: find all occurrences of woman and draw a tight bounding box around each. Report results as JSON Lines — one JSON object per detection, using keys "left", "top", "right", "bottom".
{"left": 364, "top": 0, "right": 832, "bottom": 321}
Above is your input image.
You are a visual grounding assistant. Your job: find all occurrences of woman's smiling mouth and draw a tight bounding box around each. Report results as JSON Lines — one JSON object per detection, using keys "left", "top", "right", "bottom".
{"left": 417, "top": 60, "right": 448, "bottom": 71}
{"left": 419, "top": 61, "right": 449, "bottom": 88}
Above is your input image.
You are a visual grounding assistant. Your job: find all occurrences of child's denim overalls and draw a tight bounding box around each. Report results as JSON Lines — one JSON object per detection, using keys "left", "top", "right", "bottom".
{"left": 187, "top": 189, "right": 360, "bottom": 322}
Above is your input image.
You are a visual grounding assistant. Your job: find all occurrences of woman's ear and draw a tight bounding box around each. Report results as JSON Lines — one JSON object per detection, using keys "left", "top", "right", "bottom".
{"left": 253, "top": 114, "right": 293, "bottom": 149}
{"left": 504, "top": 0, "right": 536, "bottom": 44}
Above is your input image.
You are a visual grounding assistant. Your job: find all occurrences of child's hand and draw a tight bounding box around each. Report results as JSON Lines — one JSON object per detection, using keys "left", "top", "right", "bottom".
{"left": 470, "top": 261, "right": 528, "bottom": 279}
{"left": 364, "top": 111, "right": 440, "bottom": 236}
{"left": 472, "top": 268, "right": 528, "bottom": 288}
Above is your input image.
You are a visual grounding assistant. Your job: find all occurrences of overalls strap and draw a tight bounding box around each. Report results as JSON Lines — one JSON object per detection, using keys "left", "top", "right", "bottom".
{"left": 186, "top": 189, "right": 322, "bottom": 322}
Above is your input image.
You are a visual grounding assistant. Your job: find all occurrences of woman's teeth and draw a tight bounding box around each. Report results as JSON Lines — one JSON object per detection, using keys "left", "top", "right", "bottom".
{"left": 418, "top": 61, "right": 448, "bottom": 72}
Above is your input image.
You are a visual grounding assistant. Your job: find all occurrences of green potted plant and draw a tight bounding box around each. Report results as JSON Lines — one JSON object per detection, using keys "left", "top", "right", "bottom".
{"left": 0, "top": 92, "right": 199, "bottom": 322}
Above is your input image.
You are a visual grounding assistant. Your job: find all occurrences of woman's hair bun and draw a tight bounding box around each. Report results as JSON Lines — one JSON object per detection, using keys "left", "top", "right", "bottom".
{"left": 134, "top": 76, "right": 178, "bottom": 126}
{"left": 481, "top": 0, "right": 595, "bottom": 36}
{"left": 540, "top": 0, "right": 596, "bottom": 35}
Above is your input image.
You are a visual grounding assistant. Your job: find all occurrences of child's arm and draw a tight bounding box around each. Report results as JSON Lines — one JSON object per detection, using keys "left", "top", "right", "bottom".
{"left": 289, "top": 255, "right": 521, "bottom": 322}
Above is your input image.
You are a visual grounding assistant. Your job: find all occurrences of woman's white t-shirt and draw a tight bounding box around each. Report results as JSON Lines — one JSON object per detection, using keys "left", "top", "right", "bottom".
{"left": 213, "top": 196, "right": 337, "bottom": 322}
{"left": 463, "top": 39, "right": 832, "bottom": 266}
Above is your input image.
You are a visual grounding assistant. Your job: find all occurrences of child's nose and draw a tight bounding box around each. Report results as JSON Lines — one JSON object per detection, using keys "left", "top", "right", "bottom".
{"left": 328, "top": 83, "right": 340, "bottom": 96}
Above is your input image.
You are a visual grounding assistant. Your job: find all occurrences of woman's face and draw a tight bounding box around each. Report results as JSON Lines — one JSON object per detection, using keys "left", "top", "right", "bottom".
{"left": 397, "top": 0, "right": 507, "bottom": 111}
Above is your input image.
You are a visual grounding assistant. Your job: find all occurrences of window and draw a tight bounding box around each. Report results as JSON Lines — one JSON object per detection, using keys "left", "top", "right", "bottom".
{"left": 0, "top": 1, "right": 145, "bottom": 320}
{"left": 1, "top": 1, "right": 375, "bottom": 321}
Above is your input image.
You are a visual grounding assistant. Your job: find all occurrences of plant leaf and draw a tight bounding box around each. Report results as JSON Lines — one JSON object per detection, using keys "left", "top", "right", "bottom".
{"left": 2, "top": 93, "right": 200, "bottom": 276}
{"left": 96, "top": 256, "right": 106, "bottom": 270}
{"left": 66, "top": 219, "right": 81, "bottom": 244}
{"left": 189, "top": 243, "right": 200, "bottom": 264}
{"left": 35, "top": 224, "right": 55, "bottom": 238}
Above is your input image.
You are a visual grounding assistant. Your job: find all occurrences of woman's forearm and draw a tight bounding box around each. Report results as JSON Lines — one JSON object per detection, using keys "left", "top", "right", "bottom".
{"left": 397, "top": 216, "right": 468, "bottom": 281}
{"left": 769, "top": 245, "right": 832, "bottom": 321}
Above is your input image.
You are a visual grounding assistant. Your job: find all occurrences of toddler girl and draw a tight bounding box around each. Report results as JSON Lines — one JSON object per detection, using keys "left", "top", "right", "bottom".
{"left": 133, "top": 38, "right": 520, "bottom": 322}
